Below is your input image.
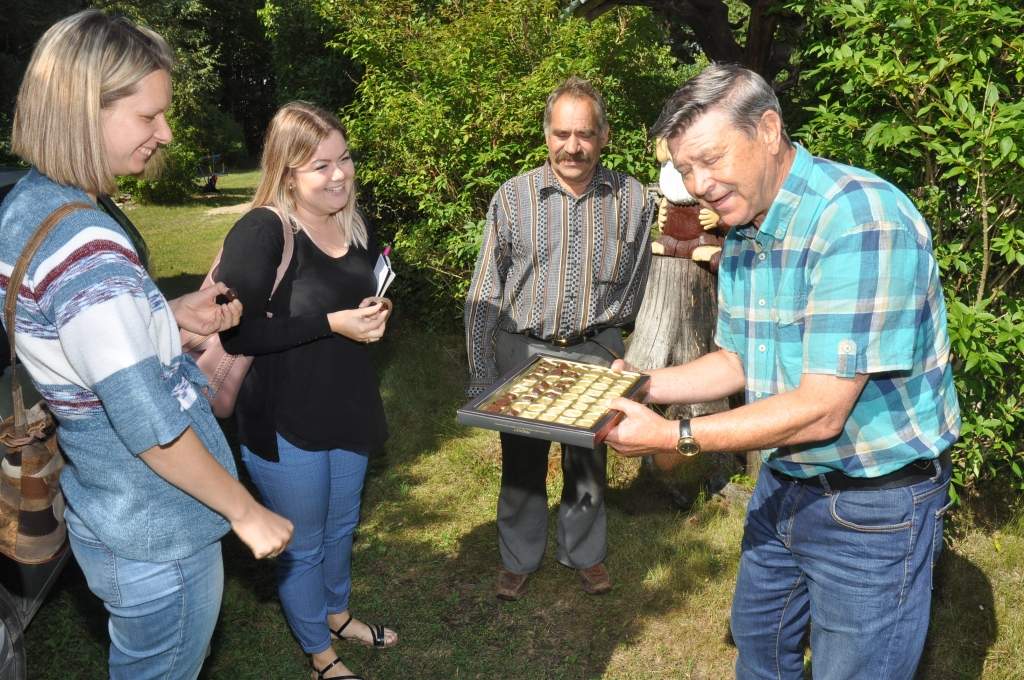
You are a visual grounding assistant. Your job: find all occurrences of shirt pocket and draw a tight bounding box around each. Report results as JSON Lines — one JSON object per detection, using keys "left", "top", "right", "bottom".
{"left": 774, "top": 294, "right": 807, "bottom": 383}
{"left": 595, "top": 240, "right": 636, "bottom": 285}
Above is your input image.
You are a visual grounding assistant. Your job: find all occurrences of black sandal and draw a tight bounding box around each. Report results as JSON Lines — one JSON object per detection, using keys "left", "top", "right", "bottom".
{"left": 330, "top": 613, "right": 397, "bottom": 649}
{"left": 311, "top": 656, "right": 363, "bottom": 680}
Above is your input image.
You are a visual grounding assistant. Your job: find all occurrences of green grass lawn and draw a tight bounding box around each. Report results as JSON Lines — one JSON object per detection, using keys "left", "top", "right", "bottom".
{"left": 23, "top": 174, "right": 1024, "bottom": 679}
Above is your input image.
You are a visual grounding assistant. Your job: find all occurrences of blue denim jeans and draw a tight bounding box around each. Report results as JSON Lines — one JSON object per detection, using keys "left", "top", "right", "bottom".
{"left": 730, "top": 459, "right": 953, "bottom": 680}
{"left": 65, "top": 507, "right": 223, "bottom": 680}
{"left": 241, "top": 435, "right": 368, "bottom": 654}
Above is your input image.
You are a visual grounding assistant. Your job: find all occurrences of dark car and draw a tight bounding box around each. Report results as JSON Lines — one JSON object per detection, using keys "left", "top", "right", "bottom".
{"left": 0, "top": 169, "right": 149, "bottom": 679}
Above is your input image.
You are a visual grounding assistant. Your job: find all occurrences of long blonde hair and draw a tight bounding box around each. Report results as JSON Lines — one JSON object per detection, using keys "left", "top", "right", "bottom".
{"left": 252, "top": 102, "right": 367, "bottom": 249}
{"left": 12, "top": 9, "right": 173, "bottom": 196}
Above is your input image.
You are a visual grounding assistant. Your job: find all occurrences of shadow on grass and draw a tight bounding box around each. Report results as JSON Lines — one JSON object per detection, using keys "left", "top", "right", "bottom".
{"left": 189, "top": 187, "right": 254, "bottom": 209}
{"left": 917, "top": 548, "right": 997, "bottom": 679}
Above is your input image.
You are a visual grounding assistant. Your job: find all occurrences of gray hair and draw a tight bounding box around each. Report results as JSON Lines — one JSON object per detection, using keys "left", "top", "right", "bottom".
{"left": 650, "top": 63, "right": 788, "bottom": 143}
{"left": 543, "top": 76, "right": 609, "bottom": 136}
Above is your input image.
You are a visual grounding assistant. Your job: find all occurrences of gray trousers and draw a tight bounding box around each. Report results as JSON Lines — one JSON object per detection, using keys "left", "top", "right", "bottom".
{"left": 494, "top": 328, "right": 624, "bottom": 573}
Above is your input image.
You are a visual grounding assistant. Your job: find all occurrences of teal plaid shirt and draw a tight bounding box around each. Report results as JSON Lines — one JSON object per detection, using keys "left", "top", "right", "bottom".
{"left": 716, "top": 144, "right": 961, "bottom": 478}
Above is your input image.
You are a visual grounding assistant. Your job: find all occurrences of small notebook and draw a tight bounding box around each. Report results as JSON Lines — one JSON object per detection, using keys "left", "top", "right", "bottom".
{"left": 374, "top": 249, "right": 395, "bottom": 297}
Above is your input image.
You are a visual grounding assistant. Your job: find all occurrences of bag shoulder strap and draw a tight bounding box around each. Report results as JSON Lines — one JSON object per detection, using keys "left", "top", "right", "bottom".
{"left": 4, "top": 201, "right": 94, "bottom": 432}
{"left": 270, "top": 208, "right": 295, "bottom": 296}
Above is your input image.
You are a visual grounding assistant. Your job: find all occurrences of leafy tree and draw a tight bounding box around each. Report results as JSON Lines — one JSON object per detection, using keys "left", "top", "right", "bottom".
{"left": 259, "top": 0, "right": 361, "bottom": 110}
{"left": 0, "top": 0, "right": 89, "bottom": 166}
{"left": 93, "top": 0, "right": 226, "bottom": 202}
{"left": 567, "top": 0, "right": 803, "bottom": 83}
{"left": 206, "top": 0, "right": 277, "bottom": 161}
{"left": 788, "top": 0, "right": 1024, "bottom": 499}
{"left": 327, "top": 0, "right": 694, "bottom": 323}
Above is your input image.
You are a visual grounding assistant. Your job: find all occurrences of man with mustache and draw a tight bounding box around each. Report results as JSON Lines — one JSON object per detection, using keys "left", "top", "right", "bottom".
{"left": 465, "top": 76, "right": 655, "bottom": 600}
{"left": 605, "top": 64, "right": 961, "bottom": 679}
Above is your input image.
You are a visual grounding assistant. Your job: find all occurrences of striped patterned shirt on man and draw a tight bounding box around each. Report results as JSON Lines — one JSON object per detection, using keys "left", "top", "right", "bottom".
{"left": 465, "top": 163, "right": 655, "bottom": 395}
{"left": 716, "top": 144, "right": 961, "bottom": 478}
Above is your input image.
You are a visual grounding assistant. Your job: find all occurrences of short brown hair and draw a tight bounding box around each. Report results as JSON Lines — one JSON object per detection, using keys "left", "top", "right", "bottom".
{"left": 252, "top": 102, "right": 368, "bottom": 249}
{"left": 12, "top": 9, "right": 173, "bottom": 196}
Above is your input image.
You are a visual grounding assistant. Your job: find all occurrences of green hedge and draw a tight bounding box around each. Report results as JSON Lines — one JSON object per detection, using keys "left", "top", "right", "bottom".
{"left": 788, "top": 0, "right": 1024, "bottom": 499}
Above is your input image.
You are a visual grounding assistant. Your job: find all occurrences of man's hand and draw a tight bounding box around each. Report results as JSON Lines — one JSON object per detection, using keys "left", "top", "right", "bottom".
{"left": 171, "top": 282, "right": 243, "bottom": 335}
{"left": 609, "top": 358, "right": 638, "bottom": 373}
{"left": 604, "top": 398, "right": 678, "bottom": 456}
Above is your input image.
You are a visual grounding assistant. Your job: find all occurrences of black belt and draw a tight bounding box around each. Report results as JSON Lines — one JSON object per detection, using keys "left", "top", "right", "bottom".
{"left": 524, "top": 327, "right": 608, "bottom": 348}
{"left": 770, "top": 449, "right": 951, "bottom": 491}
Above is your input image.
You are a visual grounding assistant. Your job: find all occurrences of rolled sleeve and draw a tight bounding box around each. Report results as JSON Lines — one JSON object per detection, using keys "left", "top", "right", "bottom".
{"left": 90, "top": 359, "right": 191, "bottom": 454}
{"left": 803, "top": 224, "right": 924, "bottom": 377}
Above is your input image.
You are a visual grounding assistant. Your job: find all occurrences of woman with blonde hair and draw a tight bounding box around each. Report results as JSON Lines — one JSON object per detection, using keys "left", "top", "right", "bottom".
{"left": 217, "top": 101, "right": 395, "bottom": 680}
{"left": 0, "top": 10, "right": 293, "bottom": 679}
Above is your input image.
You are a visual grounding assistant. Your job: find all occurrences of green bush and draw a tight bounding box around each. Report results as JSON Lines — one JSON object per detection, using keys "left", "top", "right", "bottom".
{"left": 0, "top": 112, "right": 19, "bottom": 167}
{"left": 788, "top": 0, "right": 1024, "bottom": 500}
{"left": 117, "top": 119, "right": 202, "bottom": 204}
{"left": 327, "top": 0, "right": 694, "bottom": 325}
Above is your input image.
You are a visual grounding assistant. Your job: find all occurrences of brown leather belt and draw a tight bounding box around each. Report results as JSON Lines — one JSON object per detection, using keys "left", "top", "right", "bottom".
{"left": 524, "top": 327, "right": 604, "bottom": 348}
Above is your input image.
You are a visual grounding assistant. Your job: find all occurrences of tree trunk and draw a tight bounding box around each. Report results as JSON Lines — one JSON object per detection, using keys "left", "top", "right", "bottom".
{"left": 626, "top": 254, "right": 738, "bottom": 489}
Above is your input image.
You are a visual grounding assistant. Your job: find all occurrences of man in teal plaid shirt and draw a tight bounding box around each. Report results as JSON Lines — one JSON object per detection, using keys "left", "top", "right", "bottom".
{"left": 606, "top": 64, "right": 960, "bottom": 680}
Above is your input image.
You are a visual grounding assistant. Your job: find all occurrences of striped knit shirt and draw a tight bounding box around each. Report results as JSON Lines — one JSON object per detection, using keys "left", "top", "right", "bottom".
{"left": 465, "top": 162, "right": 655, "bottom": 395}
{"left": 0, "top": 169, "right": 233, "bottom": 561}
{"left": 716, "top": 144, "right": 961, "bottom": 478}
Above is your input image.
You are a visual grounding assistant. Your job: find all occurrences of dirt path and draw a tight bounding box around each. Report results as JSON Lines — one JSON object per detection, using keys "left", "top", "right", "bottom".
{"left": 205, "top": 202, "right": 250, "bottom": 215}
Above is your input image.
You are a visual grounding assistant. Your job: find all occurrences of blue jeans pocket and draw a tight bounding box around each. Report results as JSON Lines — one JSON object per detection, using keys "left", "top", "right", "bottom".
{"left": 829, "top": 487, "right": 914, "bottom": 532}
{"left": 66, "top": 509, "right": 122, "bottom": 606}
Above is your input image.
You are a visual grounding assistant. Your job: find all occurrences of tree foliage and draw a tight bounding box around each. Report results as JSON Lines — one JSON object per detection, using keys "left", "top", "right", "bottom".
{"left": 0, "top": 0, "right": 89, "bottom": 166}
{"left": 569, "top": 0, "right": 802, "bottom": 83}
{"left": 327, "top": 0, "right": 694, "bottom": 322}
{"left": 788, "top": 0, "right": 1024, "bottom": 498}
{"left": 259, "top": 0, "right": 361, "bottom": 110}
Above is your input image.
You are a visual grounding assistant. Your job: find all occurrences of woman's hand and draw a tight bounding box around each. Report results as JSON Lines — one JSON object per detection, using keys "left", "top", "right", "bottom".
{"left": 171, "top": 282, "right": 243, "bottom": 335}
{"left": 327, "top": 297, "right": 392, "bottom": 343}
{"left": 230, "top": 501, "right": 294, "bottom": 559}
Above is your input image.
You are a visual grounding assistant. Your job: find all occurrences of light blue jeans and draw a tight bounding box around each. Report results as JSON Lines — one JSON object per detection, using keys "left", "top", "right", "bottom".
{"left": 730, "top": 459, "right": 953, "bottom": 679}
{"left": 64, "top": 507, "right": 223, "bottom": 680}
{"left": 241, "top": 434, "right": 368, "bottom": 653}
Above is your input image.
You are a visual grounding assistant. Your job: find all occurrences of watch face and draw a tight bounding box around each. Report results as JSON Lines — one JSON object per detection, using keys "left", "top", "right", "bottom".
{"left": 676, "top": 438, "right": 700, "bottom": 457}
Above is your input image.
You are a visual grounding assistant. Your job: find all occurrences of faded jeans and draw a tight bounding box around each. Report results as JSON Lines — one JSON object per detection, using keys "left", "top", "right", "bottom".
{"left": 730, "top": 458, "right": 953, "bottom": 680}
{"left": 65, "top": 507, "right": 223, "bottom": 680}
{"left": 241, "top": 434, "right": 368, "bottom": 654}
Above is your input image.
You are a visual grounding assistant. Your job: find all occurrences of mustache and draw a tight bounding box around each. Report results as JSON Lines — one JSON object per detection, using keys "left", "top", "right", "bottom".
{"left": 555, "top": 149, "right": 591, "bottom": 163}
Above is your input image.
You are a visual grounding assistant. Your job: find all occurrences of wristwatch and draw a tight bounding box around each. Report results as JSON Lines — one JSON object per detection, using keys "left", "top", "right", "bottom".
{"left": 676, "top": 418, "right": 701, "bottom": 457}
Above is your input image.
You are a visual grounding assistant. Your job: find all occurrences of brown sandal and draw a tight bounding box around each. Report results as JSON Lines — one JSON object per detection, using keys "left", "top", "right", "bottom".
{"left": 330, "top": 613, "right": 397, "bottom": 649}
{"left": 311, "top": 656, "right": 363, "bottom": 680}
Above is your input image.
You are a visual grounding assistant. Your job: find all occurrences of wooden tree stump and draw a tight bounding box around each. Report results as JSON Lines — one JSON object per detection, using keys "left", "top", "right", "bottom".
{"left": 626, "top": 253, "right": 759, "bottom": 490}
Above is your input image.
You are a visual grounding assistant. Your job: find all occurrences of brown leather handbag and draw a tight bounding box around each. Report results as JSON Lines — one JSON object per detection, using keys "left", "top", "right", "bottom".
{"left": 0, "top": 202, "right": 91, "bottom": 564}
